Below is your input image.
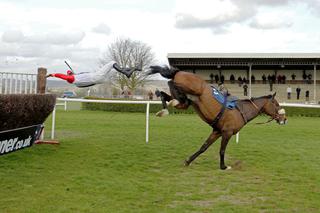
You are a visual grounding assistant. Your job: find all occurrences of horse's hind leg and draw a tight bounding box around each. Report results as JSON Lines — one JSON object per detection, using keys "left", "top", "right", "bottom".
{"left": 185, "top": 130, "right": 221, "bottom": 166}
{"left": 219, "top": 131, "right": 233, "bottom": 170}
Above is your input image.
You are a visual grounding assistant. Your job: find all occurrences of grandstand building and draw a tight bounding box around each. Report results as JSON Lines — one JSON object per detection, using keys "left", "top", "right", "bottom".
{"left": 167, "top": 53, "right": 319, "bottom": 102}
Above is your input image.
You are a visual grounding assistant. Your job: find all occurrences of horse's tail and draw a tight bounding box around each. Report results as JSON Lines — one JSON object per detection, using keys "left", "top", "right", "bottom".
{"left": 147, "top": 65, "right": 179, "bottom": 79}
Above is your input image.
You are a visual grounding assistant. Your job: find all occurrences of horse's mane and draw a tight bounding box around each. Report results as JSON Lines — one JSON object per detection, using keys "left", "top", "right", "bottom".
{"left": 251, "top": 94, "right": 272, "bottom": 100}
{"left": 241, "top": 95, "right": 272, "bottom": 101}
{"left": 239, "top": 95, "right": 272, "bottom": 103}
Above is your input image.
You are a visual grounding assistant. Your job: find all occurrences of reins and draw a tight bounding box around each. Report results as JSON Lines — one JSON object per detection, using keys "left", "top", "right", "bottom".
{"left": 251, "top": 97, "right": 277, "bottom": 125}
{"left": 255, "top": 117, "right": 274, "bottom": 125}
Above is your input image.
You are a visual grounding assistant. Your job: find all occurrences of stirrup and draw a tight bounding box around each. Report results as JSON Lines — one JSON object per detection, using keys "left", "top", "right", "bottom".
{"left": 168, "top": 99, "right": 180, "bottom": 107}
{"left": 155, "top": 109, "right": 169, "bottom": 117}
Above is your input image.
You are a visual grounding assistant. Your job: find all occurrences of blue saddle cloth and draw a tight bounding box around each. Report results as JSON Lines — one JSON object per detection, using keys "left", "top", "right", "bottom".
{"left": 211, "top": 87, "right": 237, "bottom": 109}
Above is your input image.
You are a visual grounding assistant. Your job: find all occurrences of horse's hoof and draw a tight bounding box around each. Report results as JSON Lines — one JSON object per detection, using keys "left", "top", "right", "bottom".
{"left": 184, "top": 160, "right": 190, "bottom": 166}
{"left": 155, "top": 109, "right": 169, "bottom": 117}
{"left": 168, "top": 99, "right": 180, "bottom": 107}
{"left": 220, "top": 165, "right": 231, "bottom": 170}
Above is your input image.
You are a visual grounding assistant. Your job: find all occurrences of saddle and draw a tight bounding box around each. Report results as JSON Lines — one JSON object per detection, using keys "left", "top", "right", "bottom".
{"left": 211, "top": 86, "right": 237, "bottom": 109}
{"left": 210, "top": 86, "right": 248, "bottom": 126}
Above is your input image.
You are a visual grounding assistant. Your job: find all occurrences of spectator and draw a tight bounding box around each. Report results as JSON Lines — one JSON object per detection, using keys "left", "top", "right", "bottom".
{"left": 271, "top": 74, "right": 276, "bottom": 83}
{"left": 262, "top": 74, "right": 267, "bottom": 84}
{"left": 243, "top": 77, "right": 247, "bottom": 84}
{"left": 267, "top": 74, "right": 271, "bottom": 83}
{"left": 209, "top": 73, "right": 214, "bottom": 84}
{"left": 287, "top": 85, "right": 292, "bottom": 99}
{"left": 306, "top": 90, "right": 310, "bottom": 102}
{"left": 220, "top": 74, "right": 225, "bottom": 84}
{"left": 282, "top": 75, "right": 286, "bottom": 84}
{"left": 269, "top": 80, "right": 273, "bottom": 92}
{"left": 296, "top": 86, "right": 301, "bottom": 100}
{"left": 251, "top": 75, "right": 255, "bottom": 84}
{"left": 243, "top": 83, "right": 248, "bottom": 96}
{"left": 148, "top": 90, "right": 154, "bottom": 100}
{"left": 214, "top": 74, "right": 219, "bottom": 83}
{"left": 238, "top": 76, "right": 243, "bottom": 86}
{"left": 122, "top": 86, "right": 130, "bottom": 99}
{"left": 302, "top": 70, "right": 307, "bottom": 82}
{"left": 291, "top": 73, "right": 296, "bottom": 80}
{"left": 307, "top": 74, "right": 312, "bottom": 84}
{"left": 277, "top": 75, "right": 282, "bottom": 84}
{"left": 230, "top": 74, "right": 235, "bottom": 84}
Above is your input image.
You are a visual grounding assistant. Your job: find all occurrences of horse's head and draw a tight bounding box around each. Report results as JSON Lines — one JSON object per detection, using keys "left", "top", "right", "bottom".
{"left": 261, "top": 93, "right": 287, "bottom": 125}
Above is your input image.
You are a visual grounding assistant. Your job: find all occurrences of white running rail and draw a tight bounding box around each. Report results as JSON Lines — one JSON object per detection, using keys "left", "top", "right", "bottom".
{"left": 51, "top": 98, "right": 320, "bottom": 143}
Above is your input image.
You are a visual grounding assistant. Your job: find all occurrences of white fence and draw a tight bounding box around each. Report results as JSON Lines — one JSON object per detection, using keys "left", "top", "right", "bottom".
{"left": 53, "top": 98, "right": 162, "bottom": 143}
{"left": 50, "top": 98, "right": 320, "bottom": 143}
{"left": 0, "top": 72, "right": 37, "bottom": 94}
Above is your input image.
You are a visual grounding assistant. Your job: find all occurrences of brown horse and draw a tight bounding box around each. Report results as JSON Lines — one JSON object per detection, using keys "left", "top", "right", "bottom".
{"left": 148, "top": 66, "right": 287, "bottom": 170}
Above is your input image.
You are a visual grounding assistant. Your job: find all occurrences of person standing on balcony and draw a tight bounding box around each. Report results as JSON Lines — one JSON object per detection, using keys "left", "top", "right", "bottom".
{"left": 286, "top": 85, "right": 292, "bottom": 100}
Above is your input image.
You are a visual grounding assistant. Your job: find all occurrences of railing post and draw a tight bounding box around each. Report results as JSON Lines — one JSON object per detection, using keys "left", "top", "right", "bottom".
{"left": 29, "top": 74, "right": 33, "bottom": 94}
{"left": 34, "top": 74, "right": 37, "bottom": 94}
{"left": 51, "top": 106, "right": 56, "bottom": 140}
{"left": 314, "top": 64, "right": 317, "bottom": 102}
{"left": 19, "top": 74, "right": 22, "bottom": 94}
{"left": 37, "top": 67, "right": 47, "bottom": 94}
{"left": 9, "top": 73, "right": 13, "bottom": 94}
{"left": 236, "top": 132, "right": 239, "bottom": 143}
{"left": 5, "top": 73, "right": 9, "bottom": 94}
{"left": 0, "top": 73, "right": 2, "bottom": 94}
{"left": 249, "top": 63, "right": 252, "bottom": 98}
{"left": 14, "top": 74, "right": 18, "bottom": 94}
{"left": 146, "top": 102, "right": 150, "bottom": 143}
{"left": 24, "top": 74, "right": 27, "bottom": 94}
{"left": 64, "top": 97, "right": 67, "bottom": 111}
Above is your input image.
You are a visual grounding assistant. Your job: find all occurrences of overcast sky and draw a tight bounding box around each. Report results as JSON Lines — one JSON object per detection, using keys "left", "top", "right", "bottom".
{"left": 1, "top": 0, "right": 320, "bottom": 74}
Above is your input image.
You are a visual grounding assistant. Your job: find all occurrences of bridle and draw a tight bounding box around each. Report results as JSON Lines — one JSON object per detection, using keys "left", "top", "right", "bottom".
{"left": 253, "top": 97, "right": 284, "bottom": 125}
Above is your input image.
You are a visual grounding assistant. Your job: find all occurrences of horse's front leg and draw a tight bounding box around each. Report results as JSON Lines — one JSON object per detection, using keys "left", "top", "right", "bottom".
{"left": 185, "top": 130, "right": 221, "bottom": 166}
{"left": 155, "top": 91, "right": 172, "bottom": 117}
{"left": 168, "top": 81, "right": 190, "bottom": 109}
{"left": 219, "top": 131, "right": 233, "bottom": 170}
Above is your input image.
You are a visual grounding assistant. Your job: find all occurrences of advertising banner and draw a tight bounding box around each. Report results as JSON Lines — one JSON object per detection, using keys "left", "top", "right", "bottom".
{"left": 0, "top": 124, "right": 43, "bottom": 156}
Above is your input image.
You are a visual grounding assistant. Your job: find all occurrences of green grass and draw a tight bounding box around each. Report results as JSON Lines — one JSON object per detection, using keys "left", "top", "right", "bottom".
{"left": 1, "top": 111, "right": 320, "bottom": 212}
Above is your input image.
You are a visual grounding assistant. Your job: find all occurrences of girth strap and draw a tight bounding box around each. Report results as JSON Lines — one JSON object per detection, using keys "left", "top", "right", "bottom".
{"left": 210, "top": 95, "right": 227, "bottom": 129}
{"left": 236, "top": 104, "right": 248, "bottom": 124}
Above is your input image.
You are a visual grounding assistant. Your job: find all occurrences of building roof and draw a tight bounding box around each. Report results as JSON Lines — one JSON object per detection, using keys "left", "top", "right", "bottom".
{"left": 167, "top": 53, "right": 320, "bottom": 69}
{"left": 167, "top": 53, "right": 320, "bottom": 59}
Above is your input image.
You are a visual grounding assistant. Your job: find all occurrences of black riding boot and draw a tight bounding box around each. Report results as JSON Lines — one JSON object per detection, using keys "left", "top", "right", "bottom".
{"left": 113, "top": 63, "right": 141, "bottom": 78}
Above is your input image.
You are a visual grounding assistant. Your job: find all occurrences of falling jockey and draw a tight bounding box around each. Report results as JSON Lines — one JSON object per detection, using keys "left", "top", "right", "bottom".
{"left": 46, "top": 61, "right": 141, "bottom": 88}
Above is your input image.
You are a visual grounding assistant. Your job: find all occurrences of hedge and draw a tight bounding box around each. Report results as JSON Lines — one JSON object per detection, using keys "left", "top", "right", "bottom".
{"left": 282, "top": 106, "right": 320, "bottom": 117}
{"left": 81, "top": 97, "right": 320, "bottom": 117}
{"left": 0, "top": 94, "right": 56, "bottom": 131}
{"left": 81, "top": 97, "right": 194, "bottom": 114}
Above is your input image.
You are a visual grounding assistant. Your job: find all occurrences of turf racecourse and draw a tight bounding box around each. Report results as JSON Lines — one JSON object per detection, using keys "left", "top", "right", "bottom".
{"left": 1, "top": 110, "right": 320, "bottom": 212}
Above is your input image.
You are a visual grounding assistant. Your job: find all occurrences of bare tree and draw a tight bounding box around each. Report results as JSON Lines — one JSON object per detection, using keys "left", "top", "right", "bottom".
{"left": 100, "top": 37, "right": 156, "bottom": 92}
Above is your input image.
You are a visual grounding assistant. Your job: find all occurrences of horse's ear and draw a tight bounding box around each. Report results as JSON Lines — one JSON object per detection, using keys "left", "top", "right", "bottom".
{"left": 272, "top": 92, "right": 277, "bottom": 99}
